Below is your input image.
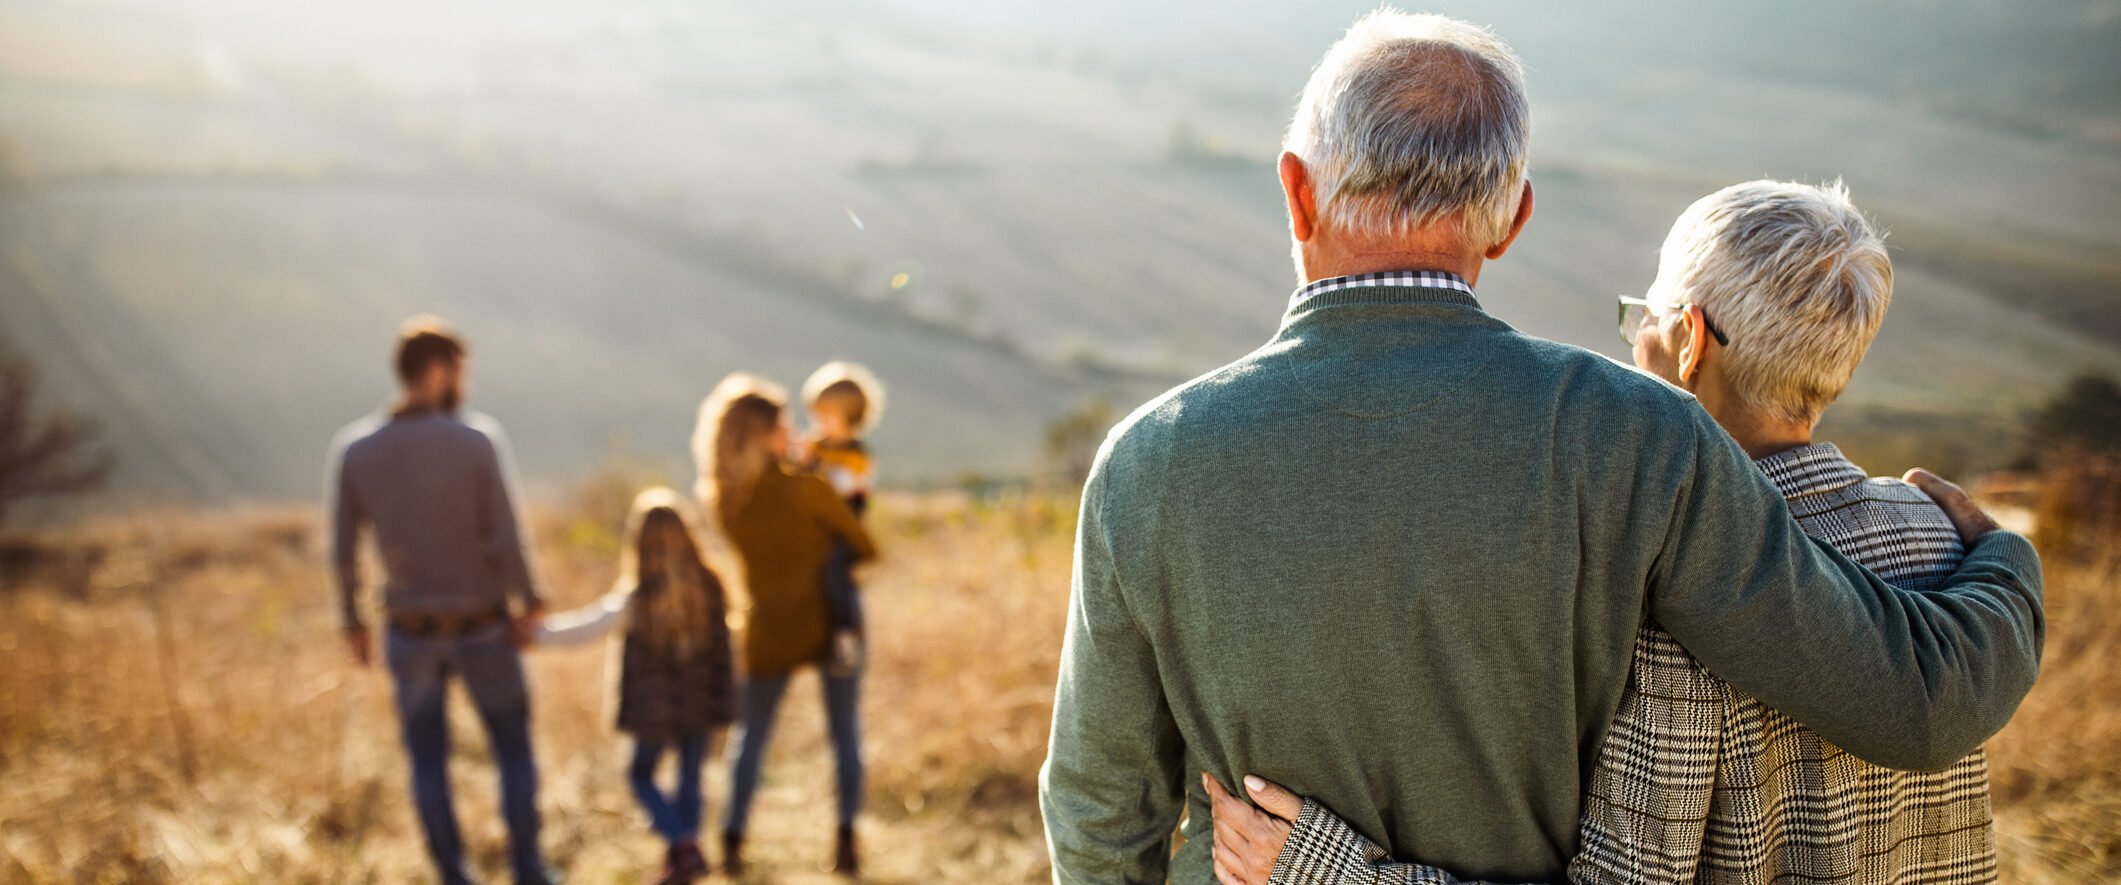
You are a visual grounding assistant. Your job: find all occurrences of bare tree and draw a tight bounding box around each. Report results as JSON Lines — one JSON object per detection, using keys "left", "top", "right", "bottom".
{"left": 0, "top": 349, "right": 114, "bottom": 526}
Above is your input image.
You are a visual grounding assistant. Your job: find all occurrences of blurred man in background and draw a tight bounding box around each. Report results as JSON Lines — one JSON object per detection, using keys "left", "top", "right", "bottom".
{"left": 327, "top": 316, "right": 557, "bottom": 885}
{"left": 1038, "top": 12, "right": 2042, "bottom": 883}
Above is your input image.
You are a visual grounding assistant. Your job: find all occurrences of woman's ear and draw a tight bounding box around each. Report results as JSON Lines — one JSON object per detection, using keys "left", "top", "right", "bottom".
{"left": 1677, "top": 304, "right": 1711, "bottom": 386}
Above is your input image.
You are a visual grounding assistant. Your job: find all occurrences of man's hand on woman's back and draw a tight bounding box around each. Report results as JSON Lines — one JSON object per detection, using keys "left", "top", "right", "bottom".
{"left": 1902, "top": 469, "right": 2002, "bottom": 542}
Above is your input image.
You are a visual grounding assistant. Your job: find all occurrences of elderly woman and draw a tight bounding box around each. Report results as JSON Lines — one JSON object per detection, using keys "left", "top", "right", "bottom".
{"left": 692, "top": 373, "right": 877, "bottom": 877}
{"left": 1207, "top": 180, "right": 2013, "bottom": 885}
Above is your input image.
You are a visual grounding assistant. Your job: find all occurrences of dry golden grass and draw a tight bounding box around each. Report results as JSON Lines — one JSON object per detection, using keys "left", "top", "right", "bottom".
{"left": 0, "top": 487, "right": 1072, "bottom": 884}
{"left": 1987, "top": 458, "right": 2121, "bottom": 883}
{"left": 0, "top": 468, "right": 2114, "bottom": 883}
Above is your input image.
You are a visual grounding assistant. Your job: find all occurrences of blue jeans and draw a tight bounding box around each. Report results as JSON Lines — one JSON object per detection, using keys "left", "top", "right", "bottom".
{"left": 629, "top": 735, "right": 708, "bottom": 841}
{"left": 723, "top": 669, "right": 863, "bottom": 836}
{"left": 385, "top": 623, "right": 545, "bottom": 884}
{"left": 824, "top": 540, "right": 865, "bottom": 633}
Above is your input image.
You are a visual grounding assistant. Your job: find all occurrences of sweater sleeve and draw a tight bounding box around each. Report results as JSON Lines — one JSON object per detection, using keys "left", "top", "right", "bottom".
{"left": 1038, "top": 466, "right": 1187, "bottom": 884}
{"left": 1647, "top": 408, "right": 2044, "bottom": 771}
{"left": 535, "top": 590, "right": 629, "bottom": 648}
{"left": 808, "top": 476, "right": 878, "bottom": 562}
{"left": 326, "top": 437, "right": 365, "bottom": 631}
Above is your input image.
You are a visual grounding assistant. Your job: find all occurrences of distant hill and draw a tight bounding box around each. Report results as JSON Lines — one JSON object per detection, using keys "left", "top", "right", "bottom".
{"left": 2, "top": 0, "right": 2117, "bottom": 504}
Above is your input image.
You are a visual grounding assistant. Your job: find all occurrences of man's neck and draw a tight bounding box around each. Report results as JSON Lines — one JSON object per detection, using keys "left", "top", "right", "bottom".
{"left": 392, "top": 395, "right": 453, "bottom": 419}
{"left": 1301, "top": 237, "right": 1486, "bottom": 287}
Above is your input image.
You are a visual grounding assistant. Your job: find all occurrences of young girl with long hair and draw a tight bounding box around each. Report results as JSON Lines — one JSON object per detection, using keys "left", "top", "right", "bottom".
{"left": 692, "top": 372, "right": 878, "bottom": 876}
{"left": 537, "top": 488, "right": 735, "bottom": 884}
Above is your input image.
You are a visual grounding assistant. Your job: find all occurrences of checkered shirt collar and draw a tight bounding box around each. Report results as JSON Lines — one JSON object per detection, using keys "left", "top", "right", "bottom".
{"left": 1288, "top": 270, "right": 1479, "bottom": 310}
{"left": 1752, "top": 442, "right": 1869, "bottom": 503}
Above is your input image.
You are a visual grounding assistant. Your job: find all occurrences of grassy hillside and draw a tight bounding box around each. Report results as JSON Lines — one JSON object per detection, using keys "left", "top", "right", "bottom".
{"left": 0, "top": 486, "right": 1075, "bottom": 883}
{"left": 0, "top": 0, "right": 2117, "bottom": 505}
{"left": 1, "top": 472, "right": 2116, "bottom": 882}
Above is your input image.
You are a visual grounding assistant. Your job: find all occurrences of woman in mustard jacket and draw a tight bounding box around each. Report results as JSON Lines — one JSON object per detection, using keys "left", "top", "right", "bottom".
{"left": 692, "top": 372, "right": 877, "bottom": 876}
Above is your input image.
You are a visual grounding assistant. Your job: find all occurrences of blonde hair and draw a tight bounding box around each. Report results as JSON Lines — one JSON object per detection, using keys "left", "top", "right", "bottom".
{"left": 615, "top": 487, "right": 723, "bottom": 659}
{"left": 1283, "top": 9, "right": 1530, "bottom": 250}
{"left": 1650, "top": 179, "right": 1893, "bottom": 426}
{"left": 801, "top": 360, "right": 887, "bottom": 433}
{"left": 692, "top": 372, "right": 788, "bottom": 526}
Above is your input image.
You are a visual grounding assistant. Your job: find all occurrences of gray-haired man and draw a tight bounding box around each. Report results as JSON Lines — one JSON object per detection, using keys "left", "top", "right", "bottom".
{"left": 1037, "top": 12, "right": 2041, "bottom": 884}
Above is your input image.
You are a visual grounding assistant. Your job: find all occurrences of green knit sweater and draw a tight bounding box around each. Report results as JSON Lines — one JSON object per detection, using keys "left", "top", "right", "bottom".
{"left": 1038, "top": 284, "right": 2043, "bottom": 883}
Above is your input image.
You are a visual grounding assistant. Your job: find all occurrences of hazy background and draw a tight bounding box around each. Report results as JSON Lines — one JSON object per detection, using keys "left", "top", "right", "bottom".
{"left": 4, "top": 0, "right": 2119, "bottom": 504}
{"left": 4, "top": 6, "right": 2120, "bottom": 881}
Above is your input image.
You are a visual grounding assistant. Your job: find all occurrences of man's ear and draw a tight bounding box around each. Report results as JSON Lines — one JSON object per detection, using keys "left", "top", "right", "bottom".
{"left": 1484, "top": 179, "right": 1534, "bottom": 260}
{"left": 1677, "top": 303, "right": 1711, "bottom": 385}
{"left": 1278, "top": 151, "right": 1317, "bottom": 243}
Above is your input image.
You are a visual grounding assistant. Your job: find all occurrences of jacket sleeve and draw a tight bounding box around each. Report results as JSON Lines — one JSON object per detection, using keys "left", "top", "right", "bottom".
{"left": 1648, "top": 408, "right": 2044, "bottom": 770}
{"left": 535, "top": 590, "right": 629, "bottom": 647}
{"left": 1038, "top": 465, "right": 1187, "bottom": 884}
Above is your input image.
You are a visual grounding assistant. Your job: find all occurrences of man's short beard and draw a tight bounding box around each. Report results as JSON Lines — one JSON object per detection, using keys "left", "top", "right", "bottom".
{"left": 394, "top": 385, "right": 461, "bottom": 417}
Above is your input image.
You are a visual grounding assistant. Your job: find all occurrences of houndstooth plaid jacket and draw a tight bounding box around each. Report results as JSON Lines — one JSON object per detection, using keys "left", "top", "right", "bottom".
{"left": 1270, "top": 443, "right": 1997, "bottom": 885}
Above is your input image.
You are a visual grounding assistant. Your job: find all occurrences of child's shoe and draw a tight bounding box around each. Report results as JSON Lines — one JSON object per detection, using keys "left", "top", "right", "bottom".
{"left": 674, "top": 840, "right": 708, "bottom": 880}
{"left": 653, "top": 842, "right": 682, "bottom": 885}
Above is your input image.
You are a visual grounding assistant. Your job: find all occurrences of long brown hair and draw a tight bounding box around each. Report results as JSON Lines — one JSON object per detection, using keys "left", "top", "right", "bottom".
{"left": 616, "top": 487, "right": 723, "bottom": 659}
{"left": 692, "top": 372, "right": 788, "bottom": 526}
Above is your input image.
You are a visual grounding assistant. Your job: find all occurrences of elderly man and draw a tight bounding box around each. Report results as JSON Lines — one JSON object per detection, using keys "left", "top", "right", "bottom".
{"left": 1209, "top": 180, "right": 2019, "bottom": 885}
{"left": 1037, "top": 12, "right": 2042, "bottom": 884}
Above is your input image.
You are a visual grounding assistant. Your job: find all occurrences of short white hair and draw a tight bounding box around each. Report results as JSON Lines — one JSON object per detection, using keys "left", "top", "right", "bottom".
{"left": 1283, "top": 9, "right": 1530, "bottom": 249}
{"left": 1650, "top": 179, "right": 1893, "bottom": 425}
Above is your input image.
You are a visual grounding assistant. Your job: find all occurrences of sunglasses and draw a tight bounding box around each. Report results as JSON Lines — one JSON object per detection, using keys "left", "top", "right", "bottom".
{"left": 1617, "top": 295, "right": 1729, "bottom": 347}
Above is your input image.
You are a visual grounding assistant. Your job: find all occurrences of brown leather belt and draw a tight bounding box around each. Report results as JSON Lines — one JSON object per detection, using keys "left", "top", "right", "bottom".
{"left": 387, "top": 607, "right": 509, "bottom": 639}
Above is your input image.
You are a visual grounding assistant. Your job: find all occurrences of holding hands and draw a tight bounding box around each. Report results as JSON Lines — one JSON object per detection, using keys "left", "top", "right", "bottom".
{"left": 509, "top": 602, "right": 546, "bottom": 650}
